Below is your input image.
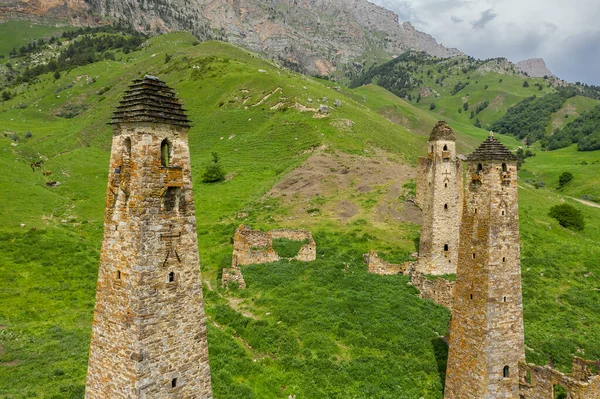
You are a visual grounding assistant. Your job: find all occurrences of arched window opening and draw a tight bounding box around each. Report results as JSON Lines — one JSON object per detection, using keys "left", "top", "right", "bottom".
{"left": 503, "top": 296, "right": 507, "bottom": 302}
{"left": 168, "top": 272, "right": 175, "bottom": 283}
{"left": 444, "top": 244, "right": 449, "bottom": 252}
{"left": 502, "top": 163, "right": 508, "bottom": 172}
{"left": 161, "top": 139, "right": 171, "bottom": 167}
{"left": 470, "top": 294, "right": 473, "bottom": 300}
{"left": 445, "top": 183, "right": 448, "bottom": 188}
{"left": 501, "top": 210, "right": 505, "bottom": 216}
{"left": 171, "top": 378, "right": 178, "bottom": 388}
{"left": 116, "top": 270, "right": 121, "bottom": 280}
{"left": 472, "top": 253, "right": 476, "bottom": 259}
{"left": 444, "top": 203, "right": 448, "bottom": 210}
{"left": 443, "top": 144, "right": 448, "bottom": 151}
{"left": 124, "top": 137, "right": 132, "bottom": 161}
{"left": 503, "top": 366, "right": 510, "bottom": 378}
{"left": 477, "top": 163, "right": 483, "bottom": 172}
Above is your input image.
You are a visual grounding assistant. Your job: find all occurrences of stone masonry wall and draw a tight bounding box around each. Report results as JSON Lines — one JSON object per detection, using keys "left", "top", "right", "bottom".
{"left": 519, "top": 358, "right": 600, "bottom": 399}
{"left": 408, "top": 268, "right": 455, "bottom": 310}
{"left": 86, "top": 123, "right": 212, "bottom": 398}
{"left": 363, "top": 251, "right": 407, "bottom": 275}
{"left": 228, "top": 225, "right": 317, "bottom": 289}
{"left": 363, "top": 253, "right": 454, "bottom": 309}
{"left": 221, "top": 266, "right": 246, "bottom": 289}
{"left": 232, "top": 225, "right": 316, "bottom": 266}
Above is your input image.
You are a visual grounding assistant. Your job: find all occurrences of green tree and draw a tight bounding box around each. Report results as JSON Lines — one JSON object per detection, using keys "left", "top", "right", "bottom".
{"left": 548, "top": 203, "right": 584, "bottom": 231}
{"left": 558, "top": 172, "right": 574, "bottom": 188}
{"left": 429, "top": 102, "right": 436, "bottom": 110}
{"left": 463, "top": 101, "right": 469, "bottom": 111}
{"left": 523, "top": 80, "right": 530, "bottom": 88}
{"left": 202, "top": 152, "right": 226, "bottom": 183}
{"left": 53, "top": 70, "right": 61, "bottom": 80}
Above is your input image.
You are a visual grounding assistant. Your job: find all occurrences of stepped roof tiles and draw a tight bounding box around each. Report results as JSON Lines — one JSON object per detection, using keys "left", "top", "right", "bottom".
{"left": 467, "top": 132, "right": 518, "bottom": 161}
{"left": 110, "top": 75, "right": 190, "bottom": 127}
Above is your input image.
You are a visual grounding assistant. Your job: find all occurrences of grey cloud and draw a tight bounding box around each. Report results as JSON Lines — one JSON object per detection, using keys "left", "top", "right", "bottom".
{"left": 547, "top": 31, "right": 600, "bottom": 85}
{"left": 451, "top": 16, "right": 463, "bottom": 23}
{"left": 472, "top": 8, "right": 497, "bottom": 29}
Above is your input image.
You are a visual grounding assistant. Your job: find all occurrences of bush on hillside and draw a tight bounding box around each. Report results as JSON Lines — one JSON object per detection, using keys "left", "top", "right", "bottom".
{"left": 548, "top": 203, "right": 584, "bottom": 231}
{"left": 202, "top": 152, "right": 226, "bottom": 183}
{"left": 558, "top": 172, "right": 574, "bottom": 188}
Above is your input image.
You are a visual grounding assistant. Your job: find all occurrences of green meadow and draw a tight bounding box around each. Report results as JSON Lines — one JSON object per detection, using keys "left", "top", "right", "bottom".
{"left": 0, "top": 26, "right": 599, "bottom": 398}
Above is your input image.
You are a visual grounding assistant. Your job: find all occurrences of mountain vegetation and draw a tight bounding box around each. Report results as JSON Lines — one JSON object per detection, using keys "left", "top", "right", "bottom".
{"left": 0, "top": 25, "right": 599, "bottom": 399}
{"left": 547, "top": 104, "right": 600, "bottom": 151}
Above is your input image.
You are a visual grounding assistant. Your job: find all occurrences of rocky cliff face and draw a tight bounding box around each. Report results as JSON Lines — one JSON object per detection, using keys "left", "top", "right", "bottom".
{"left": 0, "top": 0, "right": 95, "bottom": 25}
{"left": 0, "top": 0, "right": 462, "bottom": 75}
{"left": 516, "top": 58, "right": 554, "bottom": 78}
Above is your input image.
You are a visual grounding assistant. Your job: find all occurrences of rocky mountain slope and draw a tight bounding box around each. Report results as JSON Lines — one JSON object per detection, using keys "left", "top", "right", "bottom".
{"left": 0, "top": 0, "right": 462, "bottom": 75}
{"left": 517, "top": 58, "right": 554, "bottom": 78}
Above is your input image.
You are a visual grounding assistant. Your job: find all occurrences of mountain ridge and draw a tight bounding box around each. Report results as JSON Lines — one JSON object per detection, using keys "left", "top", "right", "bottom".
{"left": 0, "top": 0, "right": 462, "bottom": 75}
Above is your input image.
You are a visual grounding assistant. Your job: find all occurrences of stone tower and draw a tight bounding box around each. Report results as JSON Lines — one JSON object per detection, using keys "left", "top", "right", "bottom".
{"left": 415, "top": 121, "right": 463, "bottom": 275}
{"left": 444, "top": 133, "right": 524, "bottom": 399}
{"left": 85, "top": 76, "right": 213, "bottom": 398}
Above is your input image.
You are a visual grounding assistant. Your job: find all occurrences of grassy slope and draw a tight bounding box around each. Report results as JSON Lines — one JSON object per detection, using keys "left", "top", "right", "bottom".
{"left": 547, "top": 96, "right": 600, "bottom": 135}
{"left": 0, "top": 27, "right": 599, "bottom": 398}
{"left": 0, "top": 21, "right": 73, "bottom": 58}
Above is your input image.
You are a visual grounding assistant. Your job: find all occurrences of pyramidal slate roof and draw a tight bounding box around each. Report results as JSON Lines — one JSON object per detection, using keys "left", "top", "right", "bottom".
{"left": 110, "top": 75, "right": 191, "bottom": 127}
{"left": 467, "top": 133, "right": 518, "bottom": 161}
{"left": 428, "top": 121, "right": 456, "bottom": 141}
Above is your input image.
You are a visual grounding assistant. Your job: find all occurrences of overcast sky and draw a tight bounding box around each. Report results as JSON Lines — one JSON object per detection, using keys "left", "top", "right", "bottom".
{"left": 368, "top": 0, "right": 600, "bottom": 85}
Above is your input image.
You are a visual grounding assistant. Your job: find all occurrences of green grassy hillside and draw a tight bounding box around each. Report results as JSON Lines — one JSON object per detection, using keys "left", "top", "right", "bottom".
{"left": 547, "top": 95, "right": 599, "bottom": 135}
{"left": 0, "top": 27, "right": 599, "bottom": 399}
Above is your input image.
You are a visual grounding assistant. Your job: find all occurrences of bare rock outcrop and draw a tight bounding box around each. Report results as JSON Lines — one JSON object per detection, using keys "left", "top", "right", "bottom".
{"left": 516, "top": 58, "right": 554, "bottom": 78}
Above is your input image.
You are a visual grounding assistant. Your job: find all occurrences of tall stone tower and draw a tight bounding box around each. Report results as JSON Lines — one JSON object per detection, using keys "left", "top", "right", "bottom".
{"left": 85, "top": 75, "right": 213, "bottom": 398}
{"left": 444, "top": 133, "right": 524, "bottom": 399}
{"left": 415, "top": 121, "right": 462, "bottom": 275}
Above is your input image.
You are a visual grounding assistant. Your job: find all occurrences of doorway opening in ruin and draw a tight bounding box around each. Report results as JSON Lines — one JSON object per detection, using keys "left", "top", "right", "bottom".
{"left": 444, "top": 244, "right": 449, "bottom": 252}
{"left": 168, "top": 272, "right": 175, "bottom": 282}
{"left": 171, "top": 378, "right": 178, "bottom": 388}
{"left": 553, "top": 384, "right": 567, "bottom": 399}
{"left": 477, "top": 163, "right": 483, "bottom": 172}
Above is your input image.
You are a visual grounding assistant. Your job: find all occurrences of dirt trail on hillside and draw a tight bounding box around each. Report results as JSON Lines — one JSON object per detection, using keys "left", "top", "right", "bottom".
{"left": 568, "top": 197, "right": 600, "bottom": 209}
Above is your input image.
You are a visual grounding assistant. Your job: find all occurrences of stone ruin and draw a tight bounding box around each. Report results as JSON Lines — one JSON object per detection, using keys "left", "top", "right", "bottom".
{"left": 519, "top": 357, "right": 600, "bottom": 399}
{"left": 222, "top": 225, "right": 316, "bottom": 288}
{"left": 363, "top": 250, "right": 408, "bottom": 275}
{"left": 363, "top": 251, "right": 455, "bottom": 310}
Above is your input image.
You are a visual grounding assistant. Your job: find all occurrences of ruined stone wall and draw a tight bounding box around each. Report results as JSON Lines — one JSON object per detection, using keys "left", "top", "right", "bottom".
{"left": 232, "top": 225, "right": 279, "bottom": 266}
{"left": 363, "top": 251, "right": 407, "bottom": 275}
{"left": 86, "top": 123, "right": 212, "bottom": 398}
{"left": 270, "top": 229, "right": 317, "bottom": 262}
{"left": 519, "top": 358, "right": 600, "bottom": 399}
{"left": 408, "top": 270, "right": 455, "bottom": 310}
{"left": 232, "top": 225, "right": 316, "bottom": 266}
{"left": 415, "top": 139, "right": 462, "bottom": 275}
{"left": 444, "top": 157, "right": 523, "bottom": 399}
{"left": 363, "top": 253, "right": 454, "bottom": 309}
{"left": 221, "top": 266, "right": 246, "bottom": 289}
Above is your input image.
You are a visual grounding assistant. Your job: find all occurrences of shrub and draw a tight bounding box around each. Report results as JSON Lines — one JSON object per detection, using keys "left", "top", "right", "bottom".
{"left": 202, "top": 152, "right": 226, "bottom": 183}
{"left": 429, "top": 102, "right": 436, "bottom": 110}
{"left": 558, "top": 172, "right": 574, "bottom": 188}
{"left": 548, "top": 203, "right": 584, "bottom": 231}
